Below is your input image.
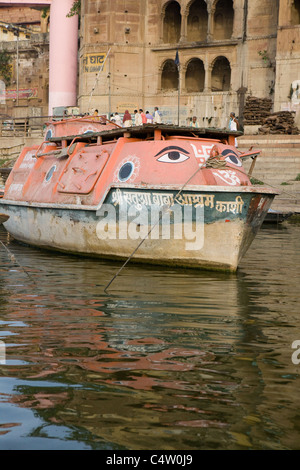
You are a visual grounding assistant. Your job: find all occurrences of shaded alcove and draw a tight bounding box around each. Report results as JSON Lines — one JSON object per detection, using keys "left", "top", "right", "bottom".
{"left": 213, "top": 0, "right": 234, "bottom": 40}
{"left": 211, "top": 56, "right": 231, "bottom": 91}
{"left": 185, "top": 58, "right": 205, "bottom": 92}
{"left": 161, "top": 59, "right": 179, "bottom": 90}
{"left": 163, "top": 1, "right": 181, "bottom": 43}
{"left": 187, "top": 0, "right": 208, "bottom": 42}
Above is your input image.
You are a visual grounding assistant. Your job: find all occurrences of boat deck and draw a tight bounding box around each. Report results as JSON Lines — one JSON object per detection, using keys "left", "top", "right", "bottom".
{"left": 47, "top": 123, "right": 242, "bottom": 144}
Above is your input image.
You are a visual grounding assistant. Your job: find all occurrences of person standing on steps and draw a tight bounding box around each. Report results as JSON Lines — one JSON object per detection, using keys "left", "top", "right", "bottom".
{"left": 229, "top": 112, "right": 239, "bottom": 147}
{"left": 153, "top": 107, "right": 162, "bottom": 124}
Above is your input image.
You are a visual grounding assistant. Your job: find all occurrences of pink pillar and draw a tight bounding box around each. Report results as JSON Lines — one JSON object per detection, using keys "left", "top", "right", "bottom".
{"left": 48, "top": 0, "right": 78, "bottom": 115}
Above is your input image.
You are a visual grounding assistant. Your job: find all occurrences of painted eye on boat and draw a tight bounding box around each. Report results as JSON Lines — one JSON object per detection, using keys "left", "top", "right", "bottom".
{"left": 221, "top": 149, "right": 242, "bottom": 167}
{"left": 154, "top": 146, "right": 190, "bottom": 164}
{"left": 225, "top": 155, "right": 242, "bottom": 167}
{"left": 157, "top": 151, "right": 189, "bottom": 163}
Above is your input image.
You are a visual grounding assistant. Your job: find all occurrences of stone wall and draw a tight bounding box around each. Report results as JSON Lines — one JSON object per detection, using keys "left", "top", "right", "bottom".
{"left": 0, "top": 32, "right": 49, "bottom": 119}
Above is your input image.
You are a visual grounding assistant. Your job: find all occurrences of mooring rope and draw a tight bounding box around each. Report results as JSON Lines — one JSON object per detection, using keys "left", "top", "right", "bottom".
{"left": 0, "top": 239, "right": 36, "bottom": 284}
{"left": 103, "top": 160, "right": 208, "bottom": 293}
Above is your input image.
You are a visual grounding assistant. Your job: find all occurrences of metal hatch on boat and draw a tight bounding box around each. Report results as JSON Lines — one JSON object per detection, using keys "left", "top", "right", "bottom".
{"left": 56, "top": 147, "right": 110, "bottom": 194}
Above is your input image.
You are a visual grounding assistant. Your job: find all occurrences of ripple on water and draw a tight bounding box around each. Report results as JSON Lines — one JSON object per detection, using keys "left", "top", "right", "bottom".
{"left": 0, "top": 224, "right": 299, "bottom": 449}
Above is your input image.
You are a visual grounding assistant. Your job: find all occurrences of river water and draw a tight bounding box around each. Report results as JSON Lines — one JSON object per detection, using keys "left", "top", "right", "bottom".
{"left": 0, "top": 221, "right": 299, "bottom": 451}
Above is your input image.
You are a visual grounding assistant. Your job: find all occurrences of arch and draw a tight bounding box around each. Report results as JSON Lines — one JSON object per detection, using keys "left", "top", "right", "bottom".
{"left": 185, "top": 58, "right": 205, "bottom": 92}
{"left": 211, "top": 56, "right": 231, "bottom": 91}
{"left": 187, "top": 0, "right": 208, "bottom": 42}
{"left": 163, "top": 1, "right": 181, "bottom": 43}
{"left": 161, "top": 59, "right": 179, "bottom": 90}
{"left": 213, "top": 0, "right": 234, "bottom": 40}
{"left": 291, "top": 0, "right": 300, "bottom": 25}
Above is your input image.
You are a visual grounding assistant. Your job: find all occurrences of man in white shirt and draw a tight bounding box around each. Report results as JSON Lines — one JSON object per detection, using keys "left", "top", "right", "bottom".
{"left": 134, "top": 109, "right": 142, "bottom": 126}
{"left": 114, "top": 112, "right": 122, "bottom": 126}
{"left": 153, "top": 107, "right": 162, "bottom": 124}
{"left": 191, "top": 116, "right": 199, "bottom": 128}
{"left": 228, "top": 112, "right": 239, "bottom": 147}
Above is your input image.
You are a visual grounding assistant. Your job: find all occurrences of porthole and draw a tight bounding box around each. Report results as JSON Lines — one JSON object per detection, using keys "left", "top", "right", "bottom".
{"left": 45, "top": 129, "right": 52, "bottom": 141}
{"left": 118, "top": 161, "right": 134, "bottom": 182}
{"left": 45, "top": 165, "right": 56, "bottom": 182}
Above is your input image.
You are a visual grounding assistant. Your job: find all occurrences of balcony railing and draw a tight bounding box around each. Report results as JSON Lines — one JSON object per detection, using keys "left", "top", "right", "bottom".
{"left": 0, "top": 112, "right": 91, "bottom": 138}
{"left": 0, "top": 115, "right": 51, "bottom": 138}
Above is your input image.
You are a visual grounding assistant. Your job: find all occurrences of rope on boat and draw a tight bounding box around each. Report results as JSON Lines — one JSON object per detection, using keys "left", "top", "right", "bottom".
{"left": 206, "top": 156, "right": 298, "bottom": 201}
{"left": 205, "top": 158, "right": 227, "bottom": 169}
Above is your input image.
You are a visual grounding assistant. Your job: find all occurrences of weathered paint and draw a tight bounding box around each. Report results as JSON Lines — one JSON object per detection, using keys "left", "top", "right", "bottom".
{"left": 1, "top": 185, "right": 275, "bottom": 271}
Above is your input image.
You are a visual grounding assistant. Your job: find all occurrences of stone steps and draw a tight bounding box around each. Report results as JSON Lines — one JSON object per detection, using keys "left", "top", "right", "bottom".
{"left": 0, "top": 137, "right": 41, "bottom": 165}
{"left": 238, "top": 135, "right": 300, "bottom": 212}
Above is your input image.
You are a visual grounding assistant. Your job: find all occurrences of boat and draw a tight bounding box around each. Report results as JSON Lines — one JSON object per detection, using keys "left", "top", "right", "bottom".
{"left": 263, "top": 208, "right": 293, "bottom": 224}
{"left": 0, "top": 115, "right": 278, "bottom": 271}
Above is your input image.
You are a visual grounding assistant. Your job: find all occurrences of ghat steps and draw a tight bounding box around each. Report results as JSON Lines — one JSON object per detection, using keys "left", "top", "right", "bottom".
{"left": 238, "top": 135, "right": 300, "bottom": 213}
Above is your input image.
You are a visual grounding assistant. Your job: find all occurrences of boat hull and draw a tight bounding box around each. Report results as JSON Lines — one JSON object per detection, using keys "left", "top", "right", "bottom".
{"left": 0, "top": 186, "right": 275, "bottom": 271}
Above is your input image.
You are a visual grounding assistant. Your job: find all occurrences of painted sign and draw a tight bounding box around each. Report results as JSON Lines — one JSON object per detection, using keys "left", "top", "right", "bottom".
{"left": 83, "top": 53, "right": 106, "bottom": 73}
{"left": 3, "top": 88, "right": 38, "bottom": 100}
{"left": 117, "top": 103, "right": 139, "bottom": 113}
{"left": 111, "top": 188, "right": 244, "bottom": 216}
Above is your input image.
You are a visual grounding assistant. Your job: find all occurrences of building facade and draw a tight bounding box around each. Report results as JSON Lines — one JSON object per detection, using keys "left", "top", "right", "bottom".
{"left": 0, "top": 0, "right": 299, "bottom": 128}
{"left": 0, "top": 5, "right": 50, "bottom": 119}
{"left": 78, "top": 0, "right": 300, "bottom": 128}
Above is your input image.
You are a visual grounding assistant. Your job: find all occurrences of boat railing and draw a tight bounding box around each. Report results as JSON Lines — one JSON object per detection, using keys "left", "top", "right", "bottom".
{"left": 35, "top": 136, "right": 88, "bottom": 160}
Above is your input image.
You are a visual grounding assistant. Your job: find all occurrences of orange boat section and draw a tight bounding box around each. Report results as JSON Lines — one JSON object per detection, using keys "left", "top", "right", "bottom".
{"left": 4, "top": 119, "right": 252, "bottom": 208}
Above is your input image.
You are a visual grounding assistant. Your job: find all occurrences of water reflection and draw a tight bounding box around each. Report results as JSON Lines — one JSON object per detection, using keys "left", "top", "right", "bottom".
{"left": 0, "top": 224, "right": 299, "bottom": 450}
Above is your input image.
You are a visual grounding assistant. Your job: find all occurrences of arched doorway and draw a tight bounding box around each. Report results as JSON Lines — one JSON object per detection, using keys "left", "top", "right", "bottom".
{"left": 213, "top": 0, "right": 234, "bottom": 40}
{"left": 185, "top": 58, "right": 205, "bottom": 92}
{"left": 163, "top": 1, "right": 182, "bottom": 43}
{"left": 211, "top": 56, "right": 231, "bottom": 91}
{"left": 161, "top": 59, "right": 179, "bottom": 90}
{"left": 187, "top": 0, "right": 208, "bottom": 42}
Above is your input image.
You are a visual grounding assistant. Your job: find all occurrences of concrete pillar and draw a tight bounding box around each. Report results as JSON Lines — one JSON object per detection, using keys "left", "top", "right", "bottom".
{"left": 48, "top": 0, "right": 78, "bottom": 116}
